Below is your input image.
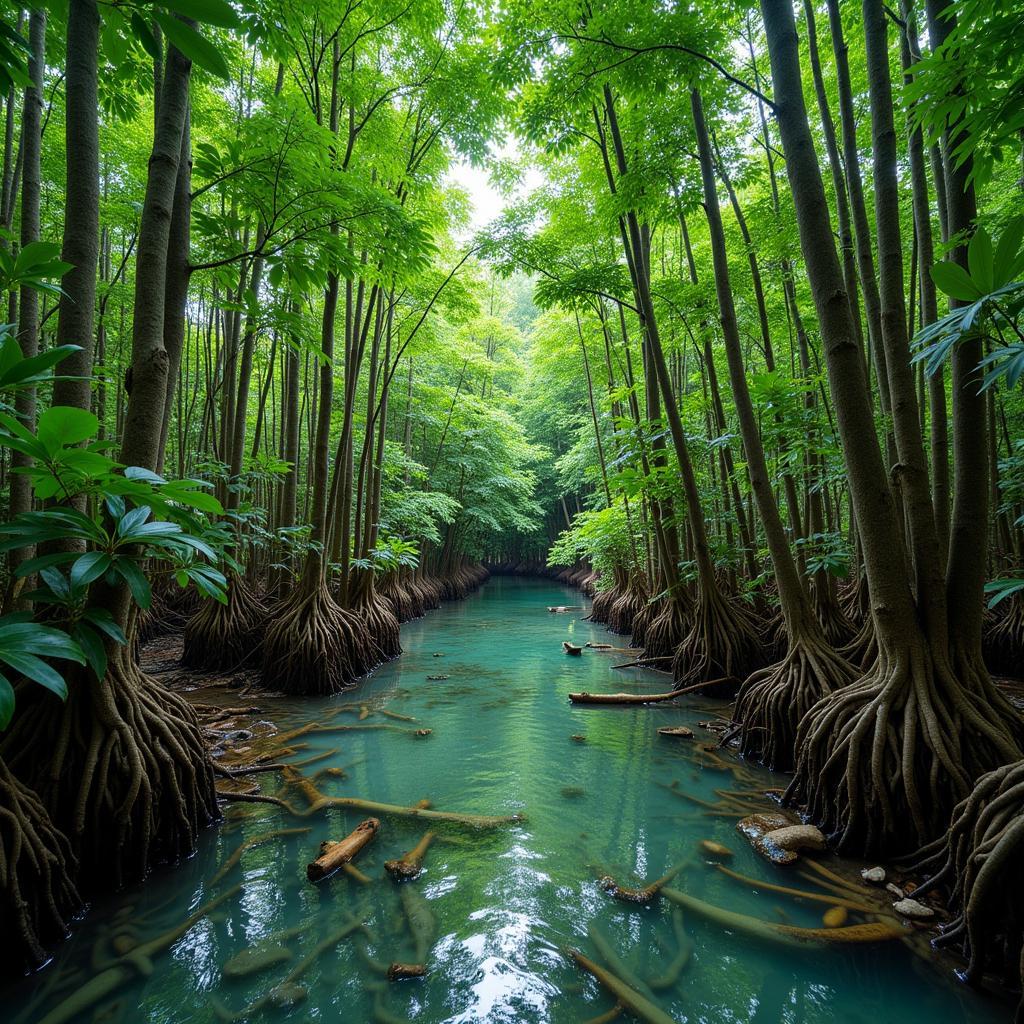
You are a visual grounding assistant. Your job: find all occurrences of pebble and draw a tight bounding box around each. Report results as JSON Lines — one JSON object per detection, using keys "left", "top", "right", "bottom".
{"left": 861, "top": 866, "right": 886, "bottom": 884}
{"left": 699, "top": 840, "right": 733, "bottom": 860}
{"left": 893, "top": 898, "right": 935, "bottom": 920}
{"left": 886, "top": 882, "right": 905, "bottom": 898}
{"left": 823, "top": 906, "right": 848, "bottom": 928}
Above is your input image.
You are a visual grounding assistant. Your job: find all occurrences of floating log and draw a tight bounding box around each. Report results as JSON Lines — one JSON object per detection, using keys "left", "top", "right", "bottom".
{"left": 569, "top": 678, "right": 736, "bottom": 705}
{"left": 661, "top": 887, "right": 905, "bottom": 946}
{"left": 385, "top": 831, "right": 435, "bottom": 881}
{"left": 563, "top": 642, "right": 583, "bottom": 655}
{"left": 657, "top": 726, "right": 694, "bottom": 739}
{"left": 548, "top": 606, "right": 580, "bottom": 612}
{"left": 567, "top": 949, "right": 676, "bottom": 1024}
{"left": 307, "top": 818, "right": 380, "bottom": 882}
{"left": 387, "top": 962, "right": 426, "bottom": 981}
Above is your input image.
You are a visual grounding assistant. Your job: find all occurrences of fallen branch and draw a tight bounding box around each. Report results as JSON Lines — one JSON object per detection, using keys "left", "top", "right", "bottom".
{"left": 385, "top": 831, "right": 435, "bottom": 881}
{"left": 569, "top": 677, "right": 737, "bottom": 705}
{"left": 661, "top": 887, "right": 905, "bottom": 946}
{"left": 587, "top": 923, "right": 655, "bottom": 998}
{"left": 567, "top": 949, "right": 676, "bottom": 1024}
{"left": 714, "top": 865, "right": 880, "bottom": 914}
{"left": 600, "top": 859, "right": 688, "bottom": 903}
{"left": 308, "top": 818, "right": 380, "bottom": 882}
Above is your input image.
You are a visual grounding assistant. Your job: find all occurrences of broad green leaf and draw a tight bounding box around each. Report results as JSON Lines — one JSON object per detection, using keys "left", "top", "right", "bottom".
{"left": 115, "top": 558, "right": 152, "bottom": 609}
{"left": 36, "top": 405, "right": 98, "bottom": 451}
{"left": 0, "top": 650, "right": 69, "bottom": 699}
{"left": 930, "top": 261, "right": 982, "bottom": 302}
{"left": 967, "top": 229, "right": 994, "bottom": 293}
{"left": 0, "top": 674, "right": 12, "bottom": 729}
{"left": 160, "top": 0, "right": 240, "bottom": 28}
{"left": 72, "top": 623, "right": 107, "bottom": 679}
{"left": 152, "top": 12, "right": 230, "bottom": 79}
{"left": 71, "top": 551, "right": 113, "bottom": 590}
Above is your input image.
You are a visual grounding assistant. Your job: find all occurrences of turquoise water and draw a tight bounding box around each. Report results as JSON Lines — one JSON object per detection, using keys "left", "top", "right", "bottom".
{"left": 6, "top": 577, "right": 1009, "bottom": 1023}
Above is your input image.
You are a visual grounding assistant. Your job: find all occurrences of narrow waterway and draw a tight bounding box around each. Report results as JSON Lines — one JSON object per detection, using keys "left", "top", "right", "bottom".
{"left": 7, "top": 577, "right": 1009, "bottom": 1023}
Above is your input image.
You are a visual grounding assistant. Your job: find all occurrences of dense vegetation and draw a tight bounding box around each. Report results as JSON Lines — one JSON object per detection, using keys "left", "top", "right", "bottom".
{"left": 0, "top": 0, "right": 1021, "bottom": 1014}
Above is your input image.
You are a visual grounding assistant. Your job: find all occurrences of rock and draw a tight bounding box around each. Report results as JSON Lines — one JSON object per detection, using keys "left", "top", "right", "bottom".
{"left": 735, "top": 812, "right": 802, "bottom": 864}
{"left": 657, "top": 726, "right": 694, "bottom": 739}
{"left": 893, "top": 898, "right": 935, "bottom": 920}
{"left": 699, "top": 840, "right": 733, "bottom": 860}
{"left": 426, "top": 674, "right": 449, "bottom": 681}
{"left": 822, "top": 906, "right": 848, "bottom": 928}
{"left": 414, "top": 729, "right": 432, "bottom": 737}
{"left": 861, "top": 866, "right": 886, "bottom": 884}
{"left": 886, "top": 882, "right": 904, "bottom": 898}
{"left": 571, "top": 734, "right": 587, "bottom": 743}
{"left": 222, "top": 944, "right": 293, "bottom": 979}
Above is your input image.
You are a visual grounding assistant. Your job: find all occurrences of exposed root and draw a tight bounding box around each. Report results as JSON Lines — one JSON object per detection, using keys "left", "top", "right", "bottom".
{"left": 349, "top": 582, "right": 401, "bottom": 662}
{"left": 672, "top": 587, "right": 766, "bottom": 690}
{"left": 182, "top": 574, "right": 266, "bottom": 671}
{"left": 2, "top": 648, "right": 219, "bottom": 888}
{"left": 810, "top": 578, "right": 857, "bottom": 649}
{"left": 841, "top": 616, "right": 878, "bottom": 672}
{"left": 0, "top": 758, "right": 82, "bottom": 973}
{"left": 589, "top": 584, "right": 621, "bottom": 625}
{"left": 785, "top": 640, "right": 1024, "bottom": 857}
{"left": 261, "top": 576, "right": 378, "bottom": 696}
{"left": 607, "top": 578, "right": 647, "bottom": 635}
{"left": 379, "top": 573, "right": 417, "bottom": 623}
{"left": 734, "top": 633, "right": 858, "bottom": 771}
{"left": 641, "top": 596, "right": 691, "bottom": 660}
{"left": 910, "top": 759, "right": 1024, "bottom": 1014}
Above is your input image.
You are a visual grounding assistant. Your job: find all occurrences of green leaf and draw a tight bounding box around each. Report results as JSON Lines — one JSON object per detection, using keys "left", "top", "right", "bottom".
{"left": 130, "top": 12, "right": 161, "bottom": 60}
{"left": 930, "top": 261, "right": 983, "bottom": 302}
{"left": 0, "top": 674, "right": 13, "bottom": 729}
{"left": 124, "top": 465, "right": 166, "bottom": 484}
{"left": 81, "top": 607, "right": 127, "bottom": 645}
{"left": 160, "top": 0, "right": 240, "bottom": 28}
{"left": 152, "top": 11, "right": 230, "bottom": 79}
{"left": 967, "top": 229, "right": 994, "bottom": 293}
{"left": 72, "top": 623, "right": 107, "bottom": 679}
{"left": 0, "top": 650, "right": 69, "bottom": 699}
{"left": 71, "top": 551, "right": 113, "bottom": 590}
{"left": 116, "top": 505, "right": 152, "bottom": 539}
{"left": 36, "top": 405, "right": 98, "bottom": 451}
{"left": 993, "top": 217, "right": 1024, "bottom": 288}
{"left": 115, "top": 558, "right": 152, "bottom": 609}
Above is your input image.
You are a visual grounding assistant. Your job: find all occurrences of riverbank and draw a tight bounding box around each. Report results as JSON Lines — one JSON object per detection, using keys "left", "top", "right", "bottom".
{"left": 5, "top": 578, "right": 1012, "bottom": 1023}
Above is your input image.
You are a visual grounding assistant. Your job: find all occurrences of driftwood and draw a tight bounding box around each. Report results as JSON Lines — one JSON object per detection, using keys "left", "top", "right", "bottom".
{"left": 387, "top": 962, "right": 426, "bottom": 981}
{"left": 599, "top": 859, "right": 687, "bottom": 903}
{"left": 308, "top": 818, "right": 380, "bottom": 881}
{"left": 567, "top": 949, "right": 676, "bottom": 1024}
{"left": 213, "top": 918, "right": 364, "bottom": 1021}
{"left": 714, "top": 865, "right": 880, "bottom": 914}
{"left": 586, "top": 924, "right": 655, "bottom": 998}
{"left": 661, "top": 887, "right": 905, "bottom": 946}
{"left": 385, "top": 831, "right": 435, "bottom": 881}
{"left": 569, "top": 678, "right": 736, "bottom": 705}
{"left": 563, "top": 642, "right": 583, "bottom": 656}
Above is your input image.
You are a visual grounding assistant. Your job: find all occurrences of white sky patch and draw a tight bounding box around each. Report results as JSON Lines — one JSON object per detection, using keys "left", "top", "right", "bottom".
{"left": 446, "top": 139, "right": 545, "bottom": 237}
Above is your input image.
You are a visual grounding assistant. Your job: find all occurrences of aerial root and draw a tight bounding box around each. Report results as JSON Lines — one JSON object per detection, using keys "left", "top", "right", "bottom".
{"left": 909, "top": 759, "right": 1024, "bottom": 1015}
{"left": 182, "top": 574, "right": 267, "bottom": 671}
{"left": 734, "top": 633, "right": 857, "bottom": 772}
{"left": 672, "top": 588, "right": 766, "bottom": 691}
{"left": 784, "top": 644, "right": 1023, "bottom": 857}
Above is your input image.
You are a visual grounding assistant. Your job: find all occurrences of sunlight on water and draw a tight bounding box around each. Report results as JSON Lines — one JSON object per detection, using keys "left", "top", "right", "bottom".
{"left": 5, "top": 578, "right": 1009, "bottom": 1023}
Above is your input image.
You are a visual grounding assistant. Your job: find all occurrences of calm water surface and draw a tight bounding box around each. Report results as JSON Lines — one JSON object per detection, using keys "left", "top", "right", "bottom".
{"left": 6, "top": 577, "right": 1009, "bottom": 1023}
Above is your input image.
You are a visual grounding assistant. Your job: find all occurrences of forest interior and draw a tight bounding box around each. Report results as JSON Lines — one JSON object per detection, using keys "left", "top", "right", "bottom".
{"left": 0, "top": 0, "right": 1023, "bottom": 1021}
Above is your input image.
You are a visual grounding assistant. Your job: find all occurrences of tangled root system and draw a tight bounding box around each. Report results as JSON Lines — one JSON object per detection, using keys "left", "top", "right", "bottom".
{"left": 262, "top": 576, "right": 378, "bottom": 696}
{"left": 983, "top": 593, "right": 1024, "bottom": 681}
{"left": 672, "top": 587, "right": 766, "bottom": 691}
{"left": 2, "top": 648, "right": 219, "bottom": 888}
{"left": 182, "top": 574, "right": 266, "bottom": 671}
{"left": 0, "top": 758, "right": 82, "bottom": 972}
{"left": 735, "top": 632, "right": 857, "bottom": 772}
{"left": 785, "top": 641, "right": 1023, "bottom": 857}
{"left": 911, "top": 759, "right": 1024, "bottom": 1018}
{"left": 642, "top": 596, "right": 691, "bottom": 660}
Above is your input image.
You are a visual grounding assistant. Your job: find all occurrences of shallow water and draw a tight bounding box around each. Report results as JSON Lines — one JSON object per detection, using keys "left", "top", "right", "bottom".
{"left": 6, "top": 577, "right": 1009, "bottom": 1023}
